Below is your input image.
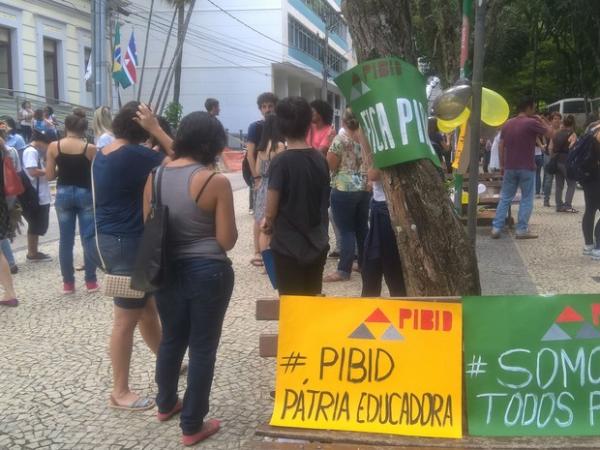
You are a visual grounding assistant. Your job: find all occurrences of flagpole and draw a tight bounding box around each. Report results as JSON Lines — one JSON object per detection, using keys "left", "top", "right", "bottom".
{"left": 137, "top": 0, "right": 154, "bottom": 102}
{"left": 131, "top": 25, "right": 137, "bottom": 101}
{"left": 108, "top": 14, "right": 115, "bottom": 110}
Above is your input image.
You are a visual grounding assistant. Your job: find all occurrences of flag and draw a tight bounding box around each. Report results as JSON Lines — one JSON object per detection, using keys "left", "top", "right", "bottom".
{"left": 122, "top": 32, "right": 138, "bottom": 86}
{"left": 84, "top": 51, "right": 92, "bottom": 81}
{"left": 112, "top": 23, "right": 131, "bottom": 89}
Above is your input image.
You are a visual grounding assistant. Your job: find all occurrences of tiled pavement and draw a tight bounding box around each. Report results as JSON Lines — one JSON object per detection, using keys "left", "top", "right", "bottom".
{"left": 0, "top": 186, "right": 589, "bottom": 449}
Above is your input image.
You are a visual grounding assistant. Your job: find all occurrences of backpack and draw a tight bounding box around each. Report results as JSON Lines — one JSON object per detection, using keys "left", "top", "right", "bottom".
{"left": 17, "top": 146, "right": 40, "bottom": 212}
{"left": 3, "top": 153, "right": 24, "bottom": 197}
{"left": 566, "top": 129, "right": 600, "bottom": 183}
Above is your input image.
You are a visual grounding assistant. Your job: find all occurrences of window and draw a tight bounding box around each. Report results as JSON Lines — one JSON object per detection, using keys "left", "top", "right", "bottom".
{"left": 288, "top": 16, "right": 347, "bottom": 74}
{"left": 43, "top": 38, "right": 59, "bottom": 101}
{"left": 0, "top": 27, "right": 12, "bottom": 91}
{"left": 299, "top": 0, "right": 348, "bottom": 39}
{"left": 84, "top": 47, "right": 92, "bottom": 92}
{"left": 563, "top": 100, "right": 586, "bottom": 114}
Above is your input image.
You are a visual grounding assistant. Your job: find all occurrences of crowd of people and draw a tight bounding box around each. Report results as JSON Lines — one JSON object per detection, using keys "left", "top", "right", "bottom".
{"left": 1, "top": 90, "right": 599, "bottom": 446}
{"left": 490, "top": 96, "right": 600, "bottom": 248}
{"left": 243, "top": 93, "right": 405, "bottom": 296}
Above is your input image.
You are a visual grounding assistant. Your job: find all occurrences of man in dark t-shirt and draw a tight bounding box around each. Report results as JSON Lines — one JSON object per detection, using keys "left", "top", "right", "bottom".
{"left": 246, "top": 92, "right": 278, "bottom": 266}
{"left": 491, "top": 96, "right": 554, "bottom": 239}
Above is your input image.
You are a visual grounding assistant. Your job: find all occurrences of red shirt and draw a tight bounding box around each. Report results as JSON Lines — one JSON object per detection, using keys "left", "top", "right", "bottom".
{"left": 501, "top": 116, "right": 548, "bottom": 171}
{"left": 307, "top": 124, "right": 335, "bottom": 155}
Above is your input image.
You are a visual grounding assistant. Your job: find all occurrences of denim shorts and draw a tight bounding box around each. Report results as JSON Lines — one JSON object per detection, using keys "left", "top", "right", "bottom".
{"left": 88, "top": 233, "right": 149, "bottom": 309}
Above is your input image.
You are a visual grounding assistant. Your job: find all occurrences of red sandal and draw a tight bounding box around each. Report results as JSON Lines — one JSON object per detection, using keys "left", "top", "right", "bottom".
{"left": 181, "top": 419, "right": 221, "bottom": 446}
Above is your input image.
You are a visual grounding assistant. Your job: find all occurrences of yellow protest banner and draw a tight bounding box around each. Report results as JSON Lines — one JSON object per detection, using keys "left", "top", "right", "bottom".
{"left": 270, "top": 296, "right": 463, "bottom": 438}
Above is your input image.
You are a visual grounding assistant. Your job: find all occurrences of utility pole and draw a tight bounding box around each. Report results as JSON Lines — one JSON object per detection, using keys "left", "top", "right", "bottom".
{"left": 92, "top": 0, "right": 108, "bottom": 108}
{"left": 466, "top": 0, "right": 487, "bottom": 242}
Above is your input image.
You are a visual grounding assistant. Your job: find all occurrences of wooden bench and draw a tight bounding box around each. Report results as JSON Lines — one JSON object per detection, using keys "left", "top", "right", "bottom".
{"left": 255, "top": 297, "right": 597, "bottom": 448}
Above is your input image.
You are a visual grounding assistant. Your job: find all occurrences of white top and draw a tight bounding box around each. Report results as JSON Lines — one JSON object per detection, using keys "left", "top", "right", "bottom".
{"left": 489, "top": 132, "right": 501, "bottom": 170}
{"left": 372, "top": 180, "right": 386, "bottom": 202}
{"left": 534, "top": 146, "right": 543, "bottom": 156}
{"left": 96, "top": 132, "right": 114, "bottom": 149}
{"left": 19, "top": 109, "right": 33, "bottom": 127}
{"left": 22, "top": 146, "right": 51, "bottom": 205}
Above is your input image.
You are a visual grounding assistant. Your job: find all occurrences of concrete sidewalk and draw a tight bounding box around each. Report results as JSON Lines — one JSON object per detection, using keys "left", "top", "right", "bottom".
{"left": 0, "top": 186, "right": 571, "bottom": 449}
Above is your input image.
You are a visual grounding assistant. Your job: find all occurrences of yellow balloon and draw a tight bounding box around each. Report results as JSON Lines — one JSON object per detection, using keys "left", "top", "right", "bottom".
{"left": 437, "top": 107, "right": 471, "bottom": 131}
{"left": 437, "top": 118, "right": 456, "bottom": 133}
{"left": 481, "top": 87, "right": 509, "bottom": 126}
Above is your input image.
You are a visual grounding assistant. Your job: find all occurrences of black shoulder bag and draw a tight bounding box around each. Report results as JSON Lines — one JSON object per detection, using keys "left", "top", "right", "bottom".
{"left": 131, "top": 166, "right": 169, "bottom": 292}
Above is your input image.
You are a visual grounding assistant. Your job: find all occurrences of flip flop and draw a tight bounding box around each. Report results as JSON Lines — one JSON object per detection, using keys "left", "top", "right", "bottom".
{"left": 0, "top": 298, "right": 18, "bottom": 307}
{"left": 250, "top": 255, "right": 264, "bottom": 267}
{"left": 109, "top": 395, "right": 155, "bottom": 411}
{"left": 181, "top": 419, "right": 221, "bottom": 446}
{"left": 157, "top": 399, "right": 182, "bottom": 422}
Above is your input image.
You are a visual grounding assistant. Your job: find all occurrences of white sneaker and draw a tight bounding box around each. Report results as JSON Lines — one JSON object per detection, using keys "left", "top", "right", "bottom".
{"left": 583, "top": 245, "right": 594, "bottom": 255}
{"left": 592, "top": 249, "right": 600, "bottom": 260}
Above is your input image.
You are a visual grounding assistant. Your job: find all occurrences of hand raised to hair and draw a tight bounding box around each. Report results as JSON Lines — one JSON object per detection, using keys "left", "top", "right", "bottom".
{"left": 133, "top": 103, "right": 161, "bottom": 135}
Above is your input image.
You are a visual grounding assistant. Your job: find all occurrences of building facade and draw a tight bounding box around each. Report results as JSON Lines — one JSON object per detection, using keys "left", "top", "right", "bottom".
{"left": 0, "top": 0, "right": 93, "bottom": 107}
{"left": 119, "top": 0, "right": 353, "bottom": 133}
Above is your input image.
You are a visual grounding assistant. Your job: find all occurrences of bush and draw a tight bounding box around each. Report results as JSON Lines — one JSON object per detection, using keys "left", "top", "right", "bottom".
{"left": 164, "top": 102, "right": 183, "bottom": 130}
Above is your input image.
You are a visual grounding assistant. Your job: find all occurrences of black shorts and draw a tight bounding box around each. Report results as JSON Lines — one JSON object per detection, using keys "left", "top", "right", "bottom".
{"left": 23, "top": 203, "right": 50, "bottom": 236}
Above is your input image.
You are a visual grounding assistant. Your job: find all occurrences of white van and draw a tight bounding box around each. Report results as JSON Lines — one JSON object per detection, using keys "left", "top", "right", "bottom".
{"left": 546, "top": 98, "right": 589, "bottom": 129}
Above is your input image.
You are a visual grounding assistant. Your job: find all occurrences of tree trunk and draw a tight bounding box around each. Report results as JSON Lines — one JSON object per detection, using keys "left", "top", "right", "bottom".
{"left": 173, "top": 4, "right": 184, "bottom": 105}
{"left": 342, "top": 0, "right": 481, "bottom": 296}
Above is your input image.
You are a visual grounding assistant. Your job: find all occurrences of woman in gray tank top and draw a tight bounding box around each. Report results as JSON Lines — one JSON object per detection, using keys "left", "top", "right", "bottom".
{"left": 142, "top": 111, "right": 237, "bottom": 446}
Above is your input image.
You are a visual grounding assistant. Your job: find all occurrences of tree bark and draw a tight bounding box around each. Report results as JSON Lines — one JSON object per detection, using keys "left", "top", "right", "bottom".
{"left": 173, "top": 4, "right": 184, "bottom": 105}
{"left": 342, "top": 0, "right": 481, "bottom": 296}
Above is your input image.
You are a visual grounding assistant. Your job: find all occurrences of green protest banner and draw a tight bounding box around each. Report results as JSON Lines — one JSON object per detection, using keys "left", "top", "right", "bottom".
{"left": 464, "top": 294, "right": 600, "bottom": 436}
{"left": 334, "top": 57, "right": 440, "bottom": 169}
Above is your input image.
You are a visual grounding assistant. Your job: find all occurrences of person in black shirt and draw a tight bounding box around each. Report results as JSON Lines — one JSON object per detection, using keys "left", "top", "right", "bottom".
{"left": 260, "top": 97, "right": 330, "bottom": 295}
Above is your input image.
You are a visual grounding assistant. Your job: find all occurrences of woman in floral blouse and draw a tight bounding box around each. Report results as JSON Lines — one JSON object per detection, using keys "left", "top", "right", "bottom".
{"left": 323, "top": 108, "right": 370, "bottom": 282}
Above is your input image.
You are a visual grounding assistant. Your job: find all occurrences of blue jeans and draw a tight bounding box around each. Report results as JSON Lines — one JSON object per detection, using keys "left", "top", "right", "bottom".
{"left": 535, "top": 154, "right": 544, "bottom": 195}
{"left": 155, "top": 258, "right": 234, "bottom": 435}
{"left": 492, "top": 169, "right": 535, "bottom": 234}
{"left": 330, "top": 189, "right": 370, "bottom": 277}
{"left": 55, "top": 185, "right": 96, "bottom": 284}
{"left": 543, "top": 153, "right": 554, "bottom": 202}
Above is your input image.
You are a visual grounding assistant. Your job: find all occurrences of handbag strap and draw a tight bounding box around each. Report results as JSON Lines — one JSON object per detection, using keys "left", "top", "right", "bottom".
{"left": 90, "top": 155, "right": 107, "bottom": 272}
{"left": 151, "top": 165, "right": 165, "bottom": 209}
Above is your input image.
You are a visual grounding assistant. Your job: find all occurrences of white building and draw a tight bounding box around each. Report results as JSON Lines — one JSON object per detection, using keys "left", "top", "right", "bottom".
{"left": 118, "top": 0, "right": 353, "bottom": 134}
{"left": 0, "top": 0, "right": 92, "bottom": 107}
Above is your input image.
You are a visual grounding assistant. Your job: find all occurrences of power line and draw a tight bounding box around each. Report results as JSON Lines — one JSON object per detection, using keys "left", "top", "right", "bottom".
{"left": 123, "top": 2, "right": 348, "bottom": 79}
{"left": 205, "top": 0, "right": 291, "bottom": 49}
{"left": 137, "top": 3, "right": 347, "bottom": 68}
{"left": 122, "top": 14, "right": 271, "bottom": 76}
{"left": 131, "top": 3, "right": 285, "bottom": 64}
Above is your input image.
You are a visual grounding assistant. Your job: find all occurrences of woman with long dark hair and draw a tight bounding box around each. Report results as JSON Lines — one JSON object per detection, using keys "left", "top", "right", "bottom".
{"left": 308, "top": 99, "right": 335, "bottom": 155}
{"left": 46, "top": 108, "right": 98, "bottom": 294}
{"left": 145, "top": 111, "right": 237, "bottom": 446}
{"left": 581, "top": 122, "right": 600, "bottom": 259}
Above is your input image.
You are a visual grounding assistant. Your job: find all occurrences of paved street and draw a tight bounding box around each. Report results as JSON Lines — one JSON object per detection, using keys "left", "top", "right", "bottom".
{"left": 0, "top": 183, "right": 592, "bottom": 449}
